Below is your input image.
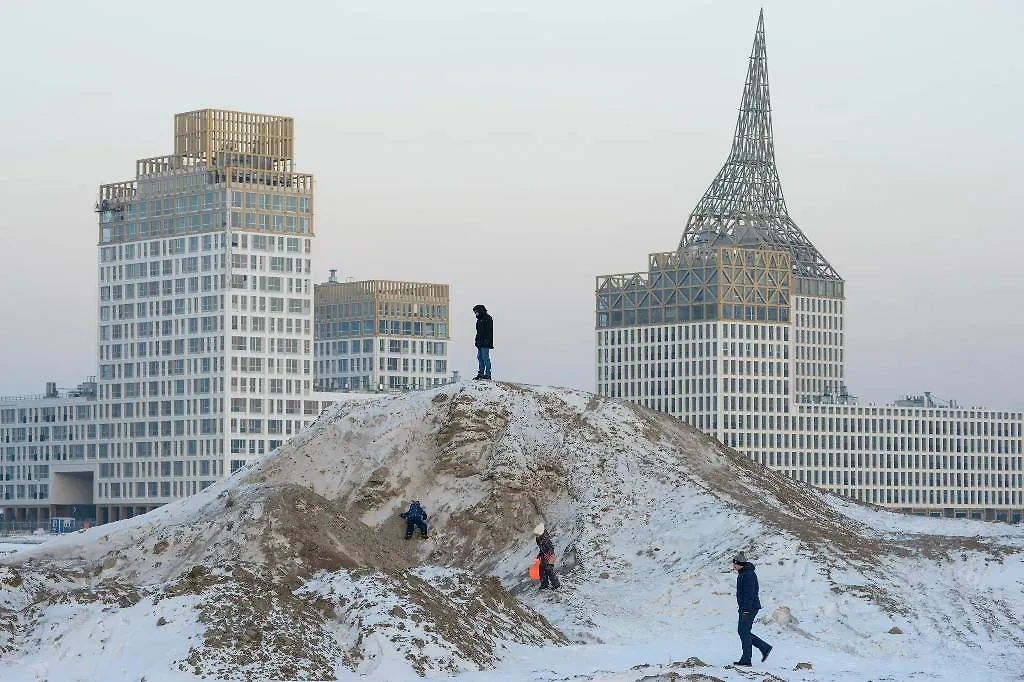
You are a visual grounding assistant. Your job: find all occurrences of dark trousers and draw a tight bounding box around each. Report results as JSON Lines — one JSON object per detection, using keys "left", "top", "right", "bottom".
{"left": 539, "top": 560, "right": 560, "bottom": 589}
{"left": 737, "top": 611, "right": 770, "bottom": 663}
{"left": 405, "top": 517, "right": 428, "bottom": 538}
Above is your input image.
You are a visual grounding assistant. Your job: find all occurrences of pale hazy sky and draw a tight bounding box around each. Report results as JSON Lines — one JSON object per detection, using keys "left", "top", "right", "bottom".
{"left": 1, "top": 1, "right": 1022, "bottom": 410}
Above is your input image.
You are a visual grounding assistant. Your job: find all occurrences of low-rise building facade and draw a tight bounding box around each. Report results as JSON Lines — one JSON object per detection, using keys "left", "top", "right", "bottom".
{"left": 314, "top": 273, "right": 451, "bottom": 392}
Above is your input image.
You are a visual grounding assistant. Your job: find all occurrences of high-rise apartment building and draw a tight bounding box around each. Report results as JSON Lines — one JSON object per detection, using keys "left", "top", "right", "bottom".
{"left": 595, "top": 13, "right": 1024, "bottom": 521}
{"left": 95, "top": 110, "right": 317, "bottom": 504}
{"left": 314, "top": 274, "right": 451, "bottom": 392}
{"left": 0, "top": 110, "right": 359, "bottom": 528}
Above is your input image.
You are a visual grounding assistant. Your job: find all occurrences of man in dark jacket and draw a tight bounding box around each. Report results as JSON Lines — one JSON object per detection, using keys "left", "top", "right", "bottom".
{"left": 732, "top": 552, "right": 771, "bottom": 666}
{"left": 533, "top": 523, "right": 560, "bottom": 590}
{"left": 472, "top": 304, "right": 493, "bottom": 380}
{"left": 400, "top": 500, "right": 429, "bottom": 539}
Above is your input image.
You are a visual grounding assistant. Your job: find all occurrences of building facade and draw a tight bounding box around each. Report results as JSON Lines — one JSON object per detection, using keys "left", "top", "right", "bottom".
{"left": 595, "top": 13, "right": 1024, "bottom": 522}
{"left": 2, "top": 110, "right": 357, "bottom": 528}
{"left": 0, "top": 381, "right": 97, "bottom": 527}
{"left": 314, "top": 273, "right": 451, "bottom": 392}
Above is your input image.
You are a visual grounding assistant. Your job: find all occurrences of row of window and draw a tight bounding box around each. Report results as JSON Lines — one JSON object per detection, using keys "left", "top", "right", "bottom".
{"left": 794, "top": 296, "right": 843, "bottom": 314}
{"left": 100, "top": 234, "right": 226, "bottom": 263}
{"left": 315, "top": 319, "right": 449, "bottom": 339}
{"left": 103, "top": 298, "right": 225, "bottom": 325}
{"left": 795, "top": 313, "right": 843, "bottom": 331}
{"left": 101, "top": 219, "right": 220, "bottom": 244}
{"left": 97, "top": 479, "right": 215, "bottom": 500}
{"left": 725, "top": 431, "right": 1018, "bottom": 455}
{"left": 229, "top": 275, "right": 309, "bottom": 295}
{"left": 101, "top": 276, "right": 222, "bottom": 300}
{"left": 230, "top": 254, "right": 309, "bottom": 274}
{"left": 99, "top": 459, "right": 219, "bottom": 479}
{"left": 0, "top": 406, "right": 95, "bottom": 424}
{"left": 0, "top": 465, "right": 49, "bottom": 480}
{"left": 230, "top": 316, "right": 309, "bottom": 334}
{"left": 800, "top": 405, "right": 1021, "bottom": 422}
{"left": 230, "top": 377, "right": 311, "bottom": 395}
{"left": 5, "top": 437, "right": 222, "bottom": 461}
{"left": 114, "top": 191, "right": 304, "bottom": 220}
{"left": 229, "top": 399, "right": 321, "bottom": 415}
{"left": 229, "top": 234, "right": 308, "bottom": 254}
{"left": 598, "top": 322, "right": 798, "bottom": 347}
{"left": 227, "top": 211, "right": 310, "bottom": 233}
{"left": 100, "top": 339, "right": 221, "bottom": 377}
{"left": 230, "top": 418, "right": 311, "bottom": 435}
{"left": 317, "top": 300, "right": 448, "bottom": 320}
{"left": 1, "top": 484, "right": 48, "bottom": 500}
{"left": 796, "top": 329, "right": 842, "bottom": 347}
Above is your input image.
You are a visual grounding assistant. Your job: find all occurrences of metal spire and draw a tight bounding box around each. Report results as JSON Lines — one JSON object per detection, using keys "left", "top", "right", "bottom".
{"left": 678, "top": 10, "right": 840, "bottom": 281}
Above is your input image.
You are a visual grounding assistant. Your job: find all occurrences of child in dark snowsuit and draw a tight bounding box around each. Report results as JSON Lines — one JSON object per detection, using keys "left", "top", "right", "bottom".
{"left": 400, "top": 501, "right": 429, "bottom": 539}
{"left": 533, "top": 523, "right": 560, "bottom": 590}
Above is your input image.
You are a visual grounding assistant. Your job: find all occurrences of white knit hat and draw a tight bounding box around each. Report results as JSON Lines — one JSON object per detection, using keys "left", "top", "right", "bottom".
{"left": 533, "top": 523, "right": 545, "bottom": 536}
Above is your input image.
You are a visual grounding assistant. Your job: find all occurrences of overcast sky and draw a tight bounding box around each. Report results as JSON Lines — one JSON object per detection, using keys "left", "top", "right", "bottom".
{"left": 1, "top": 0, "right": 1021, "bottom": 410}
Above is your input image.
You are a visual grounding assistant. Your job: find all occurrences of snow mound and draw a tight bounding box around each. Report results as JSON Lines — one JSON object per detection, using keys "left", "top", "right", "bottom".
{"left": 3, "top": 381, "right": 1024, "bottom": 681}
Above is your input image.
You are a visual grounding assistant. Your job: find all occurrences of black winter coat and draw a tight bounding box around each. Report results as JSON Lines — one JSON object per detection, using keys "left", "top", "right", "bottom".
{"left": 475, "top": 312, "right": 493, "bottom": 349}
{"left": 735, "top": 563, "right": 762, "bottom": 613}
{"left": 536, "top": 532, "right": 555, "bottom": 562}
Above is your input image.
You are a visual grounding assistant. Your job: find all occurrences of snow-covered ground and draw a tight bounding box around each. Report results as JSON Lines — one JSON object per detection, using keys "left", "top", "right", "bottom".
{"left": 2, "top": 381, "right": 1023, "bottom": 681}
{"left": 0, "top": 535, "right": 49, "bottom": 557}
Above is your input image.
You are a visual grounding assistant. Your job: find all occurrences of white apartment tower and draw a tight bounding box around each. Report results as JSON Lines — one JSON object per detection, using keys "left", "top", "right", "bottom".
{"left": 314, "top": 275, "right": 451, "bottom": 392}
{"left": 595, "top": 13, "right": 1024, "bottom": 522}
{"left": 94, "top": 110, "right": 316, "bottom": 522}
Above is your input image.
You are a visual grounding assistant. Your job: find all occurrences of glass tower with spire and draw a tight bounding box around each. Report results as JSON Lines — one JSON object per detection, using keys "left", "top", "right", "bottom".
{"left": 595, "top": 12, "right": 1023, "bottom": 522}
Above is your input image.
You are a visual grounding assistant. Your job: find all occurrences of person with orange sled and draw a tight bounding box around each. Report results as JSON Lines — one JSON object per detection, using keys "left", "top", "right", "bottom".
{"left": 532, "top": 523, "right": 560, "bottom": 590}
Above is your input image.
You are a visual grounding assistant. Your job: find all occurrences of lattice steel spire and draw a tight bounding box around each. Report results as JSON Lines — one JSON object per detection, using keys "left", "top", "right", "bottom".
{"left": 678, "top": 10, "right": 840, "bottom": 280}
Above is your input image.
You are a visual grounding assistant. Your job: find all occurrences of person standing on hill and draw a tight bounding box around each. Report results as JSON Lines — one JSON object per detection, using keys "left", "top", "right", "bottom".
{"left": 473, "top": 304, "right": 493, "bottom": 381}
{"left": 533, "top": 524, "right": 560, "bottom": 590}
{"left": 731, "top": 551, "right": 772, "bottom": 666}
{"left": 400, "top": 500, "right": 429, "bottom": 540}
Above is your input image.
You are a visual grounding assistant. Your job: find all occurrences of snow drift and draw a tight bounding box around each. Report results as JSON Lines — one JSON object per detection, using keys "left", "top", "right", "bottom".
{"left": 2, "top": 381, "right": 1024, "bottom": 681}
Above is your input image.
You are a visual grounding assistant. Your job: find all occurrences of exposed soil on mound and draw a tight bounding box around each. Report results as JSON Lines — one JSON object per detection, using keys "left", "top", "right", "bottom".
{"left": 4, "top": 381, "right": 1022, "bottom": 680}
{"left": 1, "top": 474, "right": 568, "bottom": 679}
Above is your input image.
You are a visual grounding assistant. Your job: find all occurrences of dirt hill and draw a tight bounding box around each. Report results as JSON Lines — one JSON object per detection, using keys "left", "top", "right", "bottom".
{"left": 3, "top": 381, "right": 1024, "bottom": 680}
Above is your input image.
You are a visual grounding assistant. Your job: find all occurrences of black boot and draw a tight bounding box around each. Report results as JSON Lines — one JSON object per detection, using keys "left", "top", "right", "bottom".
{"left": 473, "top": 373, "right": 485, "bottom": 380}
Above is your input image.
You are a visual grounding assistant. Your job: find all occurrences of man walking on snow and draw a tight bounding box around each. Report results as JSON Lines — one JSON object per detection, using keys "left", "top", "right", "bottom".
{"left": 473, "top": 304, "right": 493, "bottom": 380}
{"left": 731, "top": 551, "right": 771, "bottom": 666}
{"left": 533, "top": 524, "right": 560, "bottom": 590}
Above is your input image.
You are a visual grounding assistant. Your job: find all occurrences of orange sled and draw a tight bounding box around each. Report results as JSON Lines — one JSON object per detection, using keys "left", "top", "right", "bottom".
{"left": 528, "top": 558, "right": 541, "bottom": 581}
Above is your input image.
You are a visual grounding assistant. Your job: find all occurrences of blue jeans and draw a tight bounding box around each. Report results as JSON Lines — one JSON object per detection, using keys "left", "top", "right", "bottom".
{"left": 737, "top": 610, "right": 770, "bottom": 663}
{"left": 477, "top": 347, "right": 491, "bottom": 376}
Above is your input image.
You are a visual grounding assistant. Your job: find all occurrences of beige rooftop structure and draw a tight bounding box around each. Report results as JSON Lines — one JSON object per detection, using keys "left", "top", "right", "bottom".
{"left": 174, "top": 109, "right": 295, "bottom": 166}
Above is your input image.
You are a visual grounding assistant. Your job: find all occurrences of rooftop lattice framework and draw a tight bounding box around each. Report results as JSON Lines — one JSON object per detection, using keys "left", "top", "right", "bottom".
{"left": 596, "top": 247, "right": 792, "bottom": 328}
{"left": 677, "top": 11, "right": 841, "bottom": 282}
{"left": 175, "top": 109, "right": 294, "bottom": 165}
{"left": 97, "top": 109, "right": 313, "bottom": 244}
